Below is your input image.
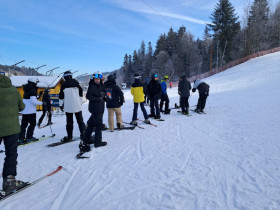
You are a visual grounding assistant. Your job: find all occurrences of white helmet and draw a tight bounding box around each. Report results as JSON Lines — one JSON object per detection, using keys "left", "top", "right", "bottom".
{"left": 28, "top": 77, "right": 39, "bottom": 84}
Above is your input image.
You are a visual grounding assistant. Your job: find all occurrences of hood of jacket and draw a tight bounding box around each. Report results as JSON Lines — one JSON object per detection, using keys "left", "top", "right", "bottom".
{"left": 0, "top": 75, "right": 12, "bottom": 88}
{"left": 104, "top": 79, "right": 116, "bottom": 87}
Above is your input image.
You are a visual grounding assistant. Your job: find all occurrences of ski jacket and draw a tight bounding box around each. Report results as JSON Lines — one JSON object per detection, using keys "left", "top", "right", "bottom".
{"left": 0, "top": 75, "right": 25, "bottom": 137}
{"left": 21, "top": 82, "right": 43, "bottom": 114}
{"left": 86, "top": 80, "right": 105, "bottom": 113}
{"left": 104, "top": 78, "right": 124, "bottom": 108}
{"left": 42, "top": 92, "right": 51, "bottom": 111}
{"left": 161, "top": 80, "right": 167, "bottom": 95}
{"left": 131, "top": 79, "right": 145, "bottom": 103}
{"left": 192, "top": 79, "right": 210, "bottom": 95}
{"left": 147, "top": 79, "right": 162, "bottom": 100}
{"left": 178, "top": 78, "right": 191, "bottom": 97}
{"left": 59, "top": 78, "right": 83, "bottom": 113}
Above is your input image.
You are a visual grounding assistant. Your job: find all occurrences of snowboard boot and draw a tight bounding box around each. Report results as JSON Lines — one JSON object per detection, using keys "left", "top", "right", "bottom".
{"left": 144, "top": 119, "right": 150, "bottom": 124}
{"left": 18, "top": 139, "right": 27, "bottom": 145}
{"left": 61, "top": 136, "right": 72, "bottom": 142}
{"left": 117, "top": 123, "right": 124, "bottom": 129}
{"left": 194, "top": 108, "right": 200, "bottom": 113}
{"left": 130, "top": 120, "right": 137, "bottom": 125}
{"left": 79, "top": 141, "right": 91, "bottom": 153}
{"left": 94, "top": 141, "right": 107, "bottom": 148}
{"left": 3, "top": 175, "right": 28, "bottom": 194}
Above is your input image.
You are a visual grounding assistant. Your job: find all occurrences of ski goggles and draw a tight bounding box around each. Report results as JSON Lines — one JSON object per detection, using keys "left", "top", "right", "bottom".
{"left": 93, "top": 74, "right": 103, "bottom": 79}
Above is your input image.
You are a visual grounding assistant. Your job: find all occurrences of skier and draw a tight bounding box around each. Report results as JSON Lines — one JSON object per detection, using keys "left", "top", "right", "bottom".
{"left": 104, "top": 74, "right": 125, "bottom": 131}
{"left": 160, "top": 75, "right": 170, "bottom": 114}
{"left": 59, "top": 71, "right": 86, "bottom": 142}
{"left": 0, "top": 75, "right": 28, "bottom": 194}
{"left": 38, "top": 89, "right": 52, "bottom": 127}
{"left": 79, "top": 72, "right": 107, "bottom": 152}
{"left": 144, "top": 78, "right": 150, "bottom": 106}
{"left": 147, "top": 73, "right": 162, "bottom": 119}
{"left": 19, "top": 78, "right": 43, "bottom": 144}
{"left": 192, "top": 79, "right": 210, "bottom": 113}
{"left": 178, "top": 75, "right": 192, "bottom": 115}
{"left": 130, "top": 74, "right": 150, "bottom": 125}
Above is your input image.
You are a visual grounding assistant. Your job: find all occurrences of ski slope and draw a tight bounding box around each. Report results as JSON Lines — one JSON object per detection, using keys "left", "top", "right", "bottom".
{"left": 1, "top": 52, "right": 280, "bottom": 209}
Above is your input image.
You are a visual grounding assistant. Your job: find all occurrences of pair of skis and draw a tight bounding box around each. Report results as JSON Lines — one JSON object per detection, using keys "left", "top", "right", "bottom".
{"left": 0, "top": 166, "right": 62, "bottom": 202}
{"left": 18, "top": 134, "right": 56, "bottom": 147}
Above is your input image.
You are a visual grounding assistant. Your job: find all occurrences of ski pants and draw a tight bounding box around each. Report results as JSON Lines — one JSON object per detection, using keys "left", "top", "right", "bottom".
{"left": 132, "top": 102, "right": 148, "bottom": 121}
{"left": 84, "top": 112, "right": 103, "bottom": 144}
{"left": 150, "top": 99, "right": 160, "bottom": 118}
{"left": 197, "top": 92, "right": 208, "bottom": 111}
{"left": 180, "top": 96, "right": 189, "bottom": 113}
{"left": 38, "top": 110, "right": 52, "bottom": 125}
{"left": 107, "top": 107, "right": 123, "bottom": 130}
{"left": 66, "top": 111, "right": 86, "bottom": 139}
{"left": 160, "top": 94, "right": 169, "bottom": 111}
{"left": 0, "top": 134, "right": 18, "bottom": 178}
{"left": 19, "top": 113, "right": 36, "bottom": 140}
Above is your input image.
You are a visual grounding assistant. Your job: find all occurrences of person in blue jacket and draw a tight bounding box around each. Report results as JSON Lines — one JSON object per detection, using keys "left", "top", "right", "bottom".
{"left": 160, "top": 75, "right": 170, "bottom": 114}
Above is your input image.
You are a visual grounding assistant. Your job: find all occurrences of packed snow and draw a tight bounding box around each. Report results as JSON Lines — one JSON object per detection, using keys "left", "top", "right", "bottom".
{"left": 1, "top": 52, "right": 280, "bottom": 209}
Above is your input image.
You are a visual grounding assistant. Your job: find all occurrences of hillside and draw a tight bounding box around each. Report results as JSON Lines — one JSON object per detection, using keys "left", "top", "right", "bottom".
{"left": 0, "top": 51, "right": 279, "bottom": 209}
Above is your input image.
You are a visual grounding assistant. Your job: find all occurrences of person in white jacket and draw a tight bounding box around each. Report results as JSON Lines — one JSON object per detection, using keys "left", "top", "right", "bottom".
{"left": 59, "top": 71, "right": 86, "bottom": 142}
{"left": 19, "top": 78, "right": 43, "bottom": 143}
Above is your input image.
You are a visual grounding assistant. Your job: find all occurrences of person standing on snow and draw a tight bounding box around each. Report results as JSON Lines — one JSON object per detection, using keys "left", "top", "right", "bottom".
{"left": 59, "top": 71, "right": 86, "bottom": 142}
{"left": 160, "top": 75, "right": 170, "bottom": 114}
{"left": 192, "top": 79, "right": 210, "bottom": 113}
{"left": 79, "top": 72, "right": 107, "bottom": 153}
{"left": 104, "top": 74, "right": 125, "bottom": 131}
{"left": 38, "top": 89, "right": 52, "bottom": 127}
{"left": 178, "top": 75, "right": 191, "bottom": 115}
{"left": 0, "top": 75, "right": 28, "bottom": 194}
{"left": 147, "top": 73, "right": 162, "bottom": 119}
{"left": 19, "top": 78, "right": 43, "bottom": 144}
{"left": 130, "top": 74, "right": 150, "bottom": 125}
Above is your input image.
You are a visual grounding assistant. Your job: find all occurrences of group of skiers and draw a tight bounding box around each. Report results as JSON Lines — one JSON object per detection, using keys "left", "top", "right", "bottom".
{"left": 0, "top": 71, "right": 210, "bottom": 195}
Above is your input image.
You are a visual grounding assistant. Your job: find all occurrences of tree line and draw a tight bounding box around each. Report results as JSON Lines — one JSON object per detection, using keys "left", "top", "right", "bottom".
{"left": 120, "top": 0, "right": 280, "bottom": 87}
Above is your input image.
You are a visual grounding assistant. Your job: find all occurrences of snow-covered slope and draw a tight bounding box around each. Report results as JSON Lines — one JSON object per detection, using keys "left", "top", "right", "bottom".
{"left": 1, "top": 52, "right": 280, "bottom": 210}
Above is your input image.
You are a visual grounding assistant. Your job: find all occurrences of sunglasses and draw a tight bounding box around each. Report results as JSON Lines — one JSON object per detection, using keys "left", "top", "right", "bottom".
{"left": 94, "top": 74, "right": 103, "bottom": 79}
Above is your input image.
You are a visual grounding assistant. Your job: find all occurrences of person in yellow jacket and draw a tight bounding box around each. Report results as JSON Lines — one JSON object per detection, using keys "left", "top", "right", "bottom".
{"left": 130, "top": 74, "right": 150, "bottom": 125}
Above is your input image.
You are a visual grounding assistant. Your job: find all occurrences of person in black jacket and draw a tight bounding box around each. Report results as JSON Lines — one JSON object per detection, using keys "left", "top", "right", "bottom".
{"left": 147, "top": 73, "right": 162, "bottom": 119}
{"left": 59, "top": 71, "right": 86, "bottom": 142}
{"left": 79, "top": 73, "right": 107, "bottom": 152}
{"left": 38, "top": 89, "right": 52, "bottom": 127}
{"left": 178, "top": 75, "right": 191, "bottom": 115}
{"left": 104, "top": 74, "right": 124, "bottom": 131}
{"left": 192, "top": 79, "right": 210, "bottom": 113}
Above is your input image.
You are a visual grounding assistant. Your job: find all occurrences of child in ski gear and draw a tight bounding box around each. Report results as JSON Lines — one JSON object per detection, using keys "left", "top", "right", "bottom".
{"left": 19, "top": 77, "right": 43, "bottom": 143}
{"left": 147, "top": 73, "right": 162, "bottom": 119}
{"left": 59, "top": 71, "right": 86, "bottom": 142}
{"left": 0, "top": 75, "right": 28, "bottom": 193}
{"left": 38, "top": 89, "right": 52, "bottom": 127}
{"left": 79, "top": 72, "right": 107, "bottom": 152}
{"left": 130, "top": 74, "right": 150, "bottom": 125}
{"left": 160, "top": 75, "right": 170, "bottom": 114}
{"left": 104, "top": 74, "right": 125, "bottom": 131}
{"left": 192, "top": 79, "right": 210, "bottom": 113}
{"left": 178, "top": 75, "right": 192, "bottom": 115}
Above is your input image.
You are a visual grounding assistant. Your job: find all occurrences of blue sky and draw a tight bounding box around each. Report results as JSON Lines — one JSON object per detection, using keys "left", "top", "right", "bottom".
{"left": 0, "top": 0, "right": 277, "bottom": 75}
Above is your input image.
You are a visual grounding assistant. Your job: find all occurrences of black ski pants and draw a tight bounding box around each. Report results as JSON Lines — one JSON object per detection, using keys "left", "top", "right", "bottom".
{"left": 150, "top": 98, "right": 160, "bottom": 117}
{"left": 0, "top": 134, "right": 18, "bottom": 178}
{"left": 38, "top": 110, "right": 52, "bottom": 125}
{"left": 19, "top": 113, "right": 36, "bottom": 140}
{"left": 197, "top": 92, "right": 208, "bottom": 111}
{"left": 66, "top": 111, "right": 86, "bottom": 139}
{"left": 180, "top": 96, "right": 189, "bottom": 113}
{"left": 84, "top": 112, "right": 103, "bottom": 144}
{"left": 160, "top": 94, "right": 169, "bottom": 111}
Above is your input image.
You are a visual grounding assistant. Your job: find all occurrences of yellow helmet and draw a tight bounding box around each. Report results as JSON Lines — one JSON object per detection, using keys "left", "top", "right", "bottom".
{"left": 164, "top": 75, "right": 169, "bottom": 79}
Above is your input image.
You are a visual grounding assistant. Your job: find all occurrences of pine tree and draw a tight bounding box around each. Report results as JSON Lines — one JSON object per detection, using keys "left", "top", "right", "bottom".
{"left": 209, "top": 0, "right": 240, "bottom": 65}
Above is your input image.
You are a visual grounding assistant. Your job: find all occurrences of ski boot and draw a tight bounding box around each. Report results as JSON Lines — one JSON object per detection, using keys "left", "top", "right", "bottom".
{"left": 18, "top": 139, "right": 27, "bottom": 145}
{"left": 26, "top": 137, "right": 38, "bottom": 143}
{"left": 144, "top": 119, "right": 150, "bottom": 124}
{"left": 117, "top": 123, "right": 125, "bottom": 129}
{"left": 154, "top": 115, "right": 161, "bottom": 119}
{"left": 3, "top": 175, "right": 28, "bottom": 194}
{"left": 194, "top": 108, "right": 200, "bottom": 113}
{"left": 61, "top": 136, "right": 72, "bottom": 142}
{"left": 130, "top": 120, "right": 137, "bottom": 125}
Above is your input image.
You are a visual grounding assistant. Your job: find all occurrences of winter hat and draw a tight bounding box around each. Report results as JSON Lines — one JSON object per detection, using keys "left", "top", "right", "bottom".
{"left": 28, "top": 77, "right": 39, "bottom": 84}
{"left": 134, "top": 74, "right": 141, "bottom": 79}
{"left": 63, "top": 71, "right": 73, "bottom": 78}
{"left": 107, "top": 75, "right": 115, "bottom": 81}
{"left": 151, "top": 73, "right": 158, "bottom": 79}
